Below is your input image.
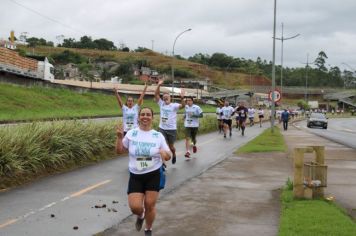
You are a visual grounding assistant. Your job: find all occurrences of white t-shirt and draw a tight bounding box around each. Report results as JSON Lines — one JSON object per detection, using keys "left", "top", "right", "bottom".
{"left": 221, "top": 106, "right": 235, "bottom": 120}
{"left": 158, "top": 99, "right": 180, "bottom": 130}
{"left": 258, "top": 109, "right": 264, "bottom": 116}
{"left": 122, "top": 104, "right": 139, "bottom": 132}
{"left": 184, "top": 104, "right": 203, "bottom": 128}
{"left": 123, "top": 128, "right": 170, "bottom": 174}
{"left": 216, "top": 107, "right": 222, "bottom": 119}
{"left": 248, "top": 108, "right": 255, "bottom": 118}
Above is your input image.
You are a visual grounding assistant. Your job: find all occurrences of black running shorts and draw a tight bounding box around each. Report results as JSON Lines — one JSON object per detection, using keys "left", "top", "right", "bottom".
{"left": 127, "top": 167, "right": 163, "bottom": 194}
{"left": 223, "top": 119, "right": 232, "bottom": 126}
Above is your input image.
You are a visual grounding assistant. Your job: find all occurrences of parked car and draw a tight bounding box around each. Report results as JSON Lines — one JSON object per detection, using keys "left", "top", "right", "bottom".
{"left": 307, "top": 113, "right": 328, "bottom": 129}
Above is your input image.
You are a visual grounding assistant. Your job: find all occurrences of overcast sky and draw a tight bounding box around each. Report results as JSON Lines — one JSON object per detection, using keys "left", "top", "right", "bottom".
{"left": 1, "top": 0, "right": 356, "bottom": 69}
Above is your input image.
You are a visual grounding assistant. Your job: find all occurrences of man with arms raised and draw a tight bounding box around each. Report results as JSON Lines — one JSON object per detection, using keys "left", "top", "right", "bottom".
{"left": 155, "top": 79, "right": 185, "bottom": 164}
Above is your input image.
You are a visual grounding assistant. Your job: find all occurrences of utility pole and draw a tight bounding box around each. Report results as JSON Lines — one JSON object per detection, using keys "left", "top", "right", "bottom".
{"left": 301, "top": 54, "right": 310, "bottom": 103}
{"left": 271, "top": 0, "right": 277, "bottom": 133}
{"left": 274, "top": 23, "right": 300, "bottom": 97}
{"left": 151, "top": 40, "right": 154, "bottom": 51}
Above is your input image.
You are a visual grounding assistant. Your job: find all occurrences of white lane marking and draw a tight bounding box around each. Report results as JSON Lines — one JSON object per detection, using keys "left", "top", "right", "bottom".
{"left": 0, "top": 179, "right": 111, "bottom": 229}
{"left": 60, "top": 196, "right": 70, "bottom": 202}
{"left": 23, "top": 211, "right": 36, "bottom": 218}
{"left": 38, "top": 202, "right": 57, "bottom": 212}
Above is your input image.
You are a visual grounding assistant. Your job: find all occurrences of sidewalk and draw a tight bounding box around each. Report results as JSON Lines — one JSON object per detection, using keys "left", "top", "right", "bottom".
{"left": 100, "top": 151, "right": 292, "bottom": 236}
{"left": 100, "top": 123, "right": 356, "bottom": 236}
{"left": 283, "top": 124, "right": 356, "bottom": 220}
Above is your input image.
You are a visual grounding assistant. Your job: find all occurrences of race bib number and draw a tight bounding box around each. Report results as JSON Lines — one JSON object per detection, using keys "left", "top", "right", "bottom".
{"left": 126, "top": 122, "right": 134, "bottom": 130}
{"left": 162, "top": 117, "right": 168, "bottom": 123}
{"left": 187, "top": 119, "right": 193, "bottom": 124}
{"left": 136, "top": 157, "right": 153, "bottom": 171}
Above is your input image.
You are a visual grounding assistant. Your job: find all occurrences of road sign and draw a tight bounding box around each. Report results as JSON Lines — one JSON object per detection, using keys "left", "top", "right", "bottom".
{"left": 269, "top": 90, "right": 281, "bottom": 102}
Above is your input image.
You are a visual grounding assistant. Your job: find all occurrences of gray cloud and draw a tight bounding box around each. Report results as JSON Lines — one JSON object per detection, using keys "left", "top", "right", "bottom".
{"left": 1, "top": 0, "right": 355, "bottom": 69}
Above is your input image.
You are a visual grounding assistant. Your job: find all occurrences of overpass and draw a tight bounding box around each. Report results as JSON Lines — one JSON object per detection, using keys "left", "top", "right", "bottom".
{"left": 324, "top": 90, "right": 356, "bottom": 108}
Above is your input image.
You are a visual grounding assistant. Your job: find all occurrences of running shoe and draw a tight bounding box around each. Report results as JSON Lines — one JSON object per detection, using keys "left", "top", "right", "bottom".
{"left": 192, "top": 145, "right": 197, "bottom": 153}
{"left": 135, "top": 216, "right": 144, "bottom": 231}
{"left": 144, "top": 229, "right": 152, "bottom": 236}
{"left": 184, "top": 151, "right": 191, "bottom": 158}
{"left": 172, "top": 153, "right": 176, "bottom": 164}
{"left": 229, "top": 132, "right": 232, "bottom": 137}
{"left": 242, "top": 129, "right": 245, "bottom": 136}
{"left": 224, "top": 134, "right": 226, "bottom": 138}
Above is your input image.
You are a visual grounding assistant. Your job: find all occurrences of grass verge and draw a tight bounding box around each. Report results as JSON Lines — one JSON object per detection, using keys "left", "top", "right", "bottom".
{"left": 279, "top": 188, "right": 356, "bottom": 236}
{"left": 235, "top": 126, "right": 286, "bottom": 154}
{"left": 0, "top": 115, "right": 217, "bottom": 189}
{"left": 0, "top": 83, "right": 216, "bottom": 122}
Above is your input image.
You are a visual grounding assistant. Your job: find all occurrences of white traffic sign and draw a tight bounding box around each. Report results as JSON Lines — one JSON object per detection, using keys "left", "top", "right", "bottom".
{"left": 269, "top": 90, "right": 281, "bottom": 102}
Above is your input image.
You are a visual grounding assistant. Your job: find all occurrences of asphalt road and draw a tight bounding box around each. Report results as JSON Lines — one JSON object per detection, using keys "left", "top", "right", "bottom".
{"left": 294, "top": 118, "right": 356, "bottom": 149}
{"left": 0, "top": 123, "right": 267, "bottom": 236}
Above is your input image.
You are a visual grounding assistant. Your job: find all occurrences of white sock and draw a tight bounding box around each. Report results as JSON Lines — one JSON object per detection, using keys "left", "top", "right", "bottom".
{"left": 140, "top": 209, "right": 145, "bottom": 219}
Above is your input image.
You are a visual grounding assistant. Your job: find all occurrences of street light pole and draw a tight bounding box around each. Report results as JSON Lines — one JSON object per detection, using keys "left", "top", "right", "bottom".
{"left": 171, "top": 28, "right": 192, "bottom": 98}
{"left": 271, "top": 0, "right": 277, "bottom": 133}
{"left": 275, "top": 23, "right": 300, "bottom": 97}
{"left": 305, "top": 53, "right": 309, "bottom": 102}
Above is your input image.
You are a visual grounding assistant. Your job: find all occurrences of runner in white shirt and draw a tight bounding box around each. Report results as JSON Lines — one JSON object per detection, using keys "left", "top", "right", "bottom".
{"left": 183, "top": 97, "right": 203, "bottom": 159}
{"left": 221, "top": 100, "right": 235, "bottom": 138}
{"left": 154, "top": 79, "right": 185, "bottom": 164}
{"left": 248, "top": 107, "right": 255, "bottom": 127}
{"left": 216, "top": 103, "right": 223, "bottom": 133}
{"left": 116, "top": 107, "right": 171, "bottom": 236}
{"left": 114, "top": 82, "right": 148, "bottom": 135}
{"left": 257, "top": 107, "right": 264, "bottom": 127}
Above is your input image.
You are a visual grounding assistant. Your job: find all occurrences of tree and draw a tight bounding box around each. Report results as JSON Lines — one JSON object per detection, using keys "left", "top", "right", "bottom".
{"left": 115, "top": 61, "right": 133, "bottom": 80}
{"left": 78, "top": 62, "right": 94, "bottom": 86}
{"left": 78, "top": 36, "right": 95, "bottom": 49}
{"left": 26, "top": 37, "right": 53, "bottom": 47}
{"left": 314, "top": 51, "right": 328, "bottom": 72}
{"left": 188, "top": 53, "right": 210, "bottom": 65}
{"left": 51, "top": 50, "right": 87, "bottom": 64}
{"left": 121, "top": 47, "right": 130, "bottom": 52}
{"left": 209, "top": 53, "right": 234, "bottom": 68}
{"left": 135, "top": 47, "right": 150, "bottom": 52}
{"left": 297, "top": 100, "right": 310, "bottom": 110}
{"left": 93, "top": 38, "right": 117, "bottom": 50}
{"left": 61, "top": 38, "right": 76, "bottom": 48}
{"left": 101, "top": 67, "right": 111, "bottom": 81}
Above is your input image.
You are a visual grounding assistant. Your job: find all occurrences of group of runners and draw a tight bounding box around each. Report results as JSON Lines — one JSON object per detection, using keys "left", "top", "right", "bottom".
{"left": 114, "top": 79, "right": 203, "bottom": 236}
{"left": 216, "top": 101, "right": 266, "bottom": 137}
{"left": 114, "top": 78, "right": 272, "bottom": 235}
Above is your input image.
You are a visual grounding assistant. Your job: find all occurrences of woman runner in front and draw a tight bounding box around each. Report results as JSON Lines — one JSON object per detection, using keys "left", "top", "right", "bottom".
{"left": 116, "top": 107, "right": 171, "bottom": 236}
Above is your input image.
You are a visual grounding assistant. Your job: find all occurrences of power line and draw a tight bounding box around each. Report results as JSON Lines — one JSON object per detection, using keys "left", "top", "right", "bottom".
{"left": 8, "top": 0, "right": 86, "bottom": 35}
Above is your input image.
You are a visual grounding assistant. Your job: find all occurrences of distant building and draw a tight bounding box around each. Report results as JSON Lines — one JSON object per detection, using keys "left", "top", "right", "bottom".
{"left": 135, "top": 66, "right": 163, "bottom": 83}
